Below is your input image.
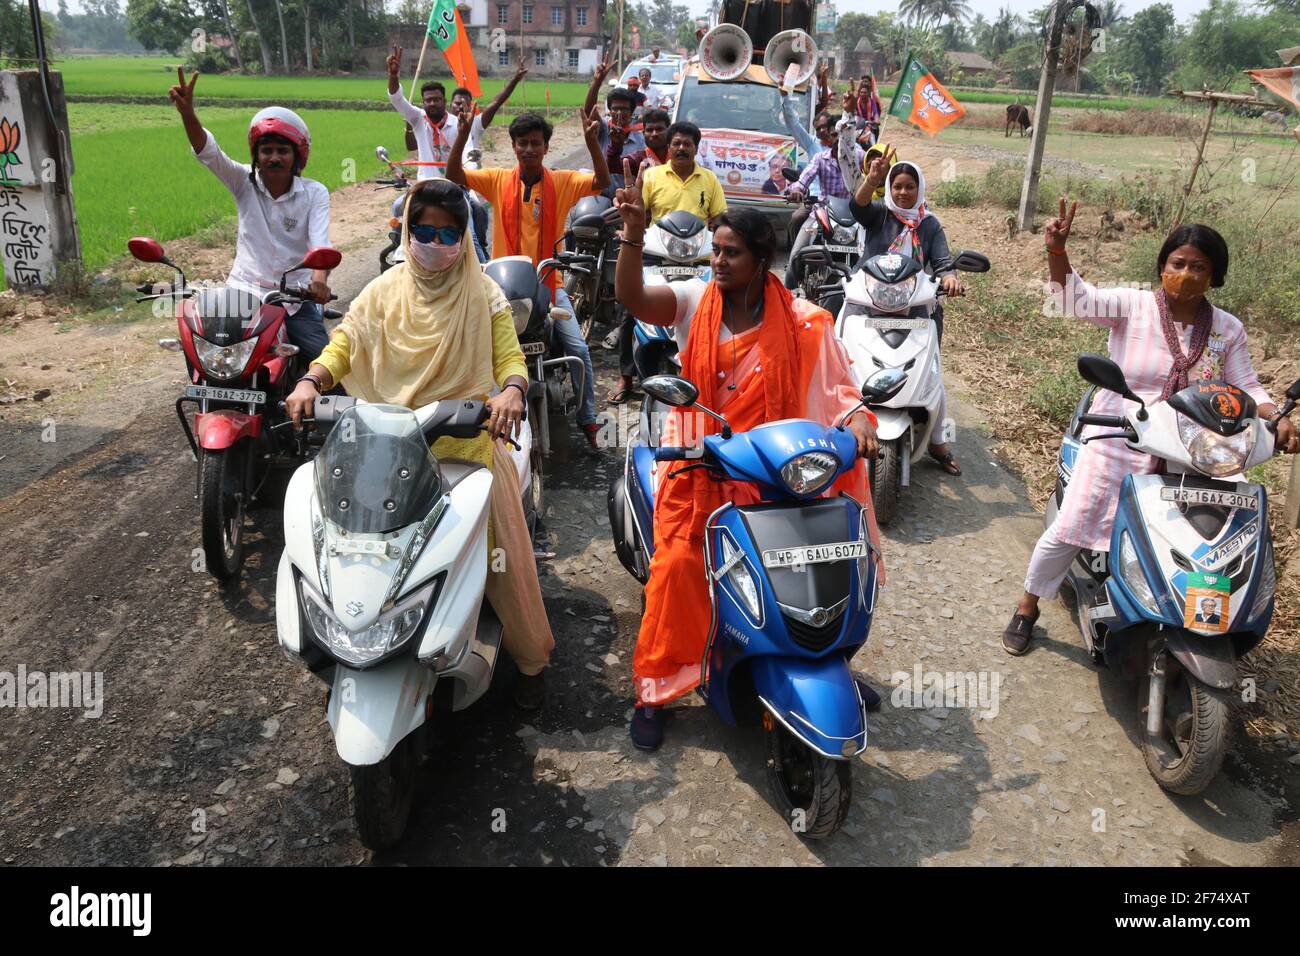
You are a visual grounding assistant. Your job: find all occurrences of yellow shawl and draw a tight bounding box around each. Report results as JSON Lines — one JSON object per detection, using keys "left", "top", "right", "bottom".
{"left": 334, "top": 191, "right": 509, "bottom": 408}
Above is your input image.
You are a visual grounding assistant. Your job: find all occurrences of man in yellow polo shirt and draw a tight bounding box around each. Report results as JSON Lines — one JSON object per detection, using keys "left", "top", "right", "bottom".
{"left": 639, "top": 121, "right": 727, "bottom": 227}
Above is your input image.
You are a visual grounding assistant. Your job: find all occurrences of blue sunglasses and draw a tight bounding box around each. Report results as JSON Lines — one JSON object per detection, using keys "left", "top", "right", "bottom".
{"left": 409, "top": 224, "right": 462, "bottom": 245}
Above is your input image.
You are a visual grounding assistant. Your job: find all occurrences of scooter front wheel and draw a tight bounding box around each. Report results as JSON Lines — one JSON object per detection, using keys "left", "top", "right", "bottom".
{"left": 764, "top": 718, "right": 851, "bottom": 839}
{"left": 1139, "top": 665, "right": 1230, "bottom": 796}
{"left": 199, "top": 444, "right": 247, "bottom": 580}
{"left": 350, "top": 733, "right": 418, "bottom": 851}
{"left": 870, "top": 439, "right": 902, "bottom": 526}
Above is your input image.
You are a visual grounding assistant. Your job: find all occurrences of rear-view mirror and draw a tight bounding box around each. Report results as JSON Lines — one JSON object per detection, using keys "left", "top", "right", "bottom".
{"left": 862, "top": 368, "right": 907, "bottom": 404}
{"left": 781, "top": 166, "right": 799, "bottom": 183}
{"left": 128, "top": 237, "right": 165, "bottom": 263}
{"left": 953, "top": 250, "right": 991, "bottom": 273}
{"left": 300, "top": 246, "right": 343, "bottom": 272}
{"left": 642, "top": 374, "right": 699, "bottom": 409}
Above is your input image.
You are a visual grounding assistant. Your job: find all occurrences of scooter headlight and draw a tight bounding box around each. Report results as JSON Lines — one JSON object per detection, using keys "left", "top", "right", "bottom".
{"left": 665, "top": 233, "right": 706, "bottom": 261}
{"left": 1117, "top": 530, "right": 1162, "bottom": 616}
{"left": 508, "top": 298, "right": 533, "bottom": 334}
{"left": 192, "top": 335, "right": 257, "bottom": 381}
{"left": 781, "top": 451, "right": 840, "bottom": 497}
{"left": 865, "top": 274, "right": 916, "bottom": 314}
{"left": 719, "top": 535, "right": 762, "bottom": 620}
{"left": 831, "top": 226, "right": 857, "bottom": 246}
{"left": 300, "top": 578, "right": 433, "bottom": 666}
{"left": 1177, "top": 413, "right": 1253, "bottom": 478}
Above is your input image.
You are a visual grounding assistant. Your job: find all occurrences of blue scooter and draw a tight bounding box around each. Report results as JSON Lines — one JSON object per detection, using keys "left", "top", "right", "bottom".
{"left": 1051, "top": 354, "right": 1300, "bottom": 795}
{"left": 609, "top": 369, "right": 905, "bottom": 837}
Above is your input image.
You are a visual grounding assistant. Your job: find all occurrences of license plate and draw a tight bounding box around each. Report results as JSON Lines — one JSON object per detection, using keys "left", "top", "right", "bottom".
{"left": 1160, "top": 487, "right": 1257, "bottom": 510}
{"left": 825, "top": 244, "right": 859, "bottom": 254}
{"left": 865, "top": 317, "right": 928, "bottom": 331}
{"left": 762, "top": 541, "right": 866, "bottom": 569}
{"left": 185, "top": 385, "right": 266, "bottom": 404}
{"left": 651, "top": 266, "right": 705, "bottom": 278}
{"left": 520, "top": 341, "right": 547, "bottom": 356}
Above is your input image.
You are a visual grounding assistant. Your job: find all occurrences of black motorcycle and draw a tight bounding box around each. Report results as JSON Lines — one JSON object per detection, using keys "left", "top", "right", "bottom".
{"left": 560, "top": 194, "right": 623, "bottom": 343}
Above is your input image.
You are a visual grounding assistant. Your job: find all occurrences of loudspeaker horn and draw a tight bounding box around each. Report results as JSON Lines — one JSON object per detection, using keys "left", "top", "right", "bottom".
{"left": 698, "top": 23, "right": 753, "bottom": 82}
{"left": 763, "top": 29, "right": 818, "bottom": 89}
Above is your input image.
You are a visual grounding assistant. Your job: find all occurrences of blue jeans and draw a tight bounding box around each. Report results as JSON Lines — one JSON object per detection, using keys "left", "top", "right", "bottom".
{"left": 552, "top": 287, "right": 596, "bottom": 427}
{"left": 285, "top": 301, "right": 329, "bottom": 365}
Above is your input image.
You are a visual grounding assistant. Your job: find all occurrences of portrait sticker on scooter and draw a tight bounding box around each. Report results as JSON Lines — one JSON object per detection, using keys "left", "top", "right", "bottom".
{"left": 1183, "top": 571, "right": 1230, "bottom": 633}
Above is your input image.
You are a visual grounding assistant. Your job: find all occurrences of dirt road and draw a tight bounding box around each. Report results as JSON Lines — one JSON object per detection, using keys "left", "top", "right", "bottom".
{"left": 0, "top": 143, "right": 1295, "bottom": 867}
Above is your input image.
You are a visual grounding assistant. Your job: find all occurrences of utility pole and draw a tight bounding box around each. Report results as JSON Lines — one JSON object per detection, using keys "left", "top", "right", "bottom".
{"left": 1016, "top": 0, "right": 1071, "bottom": 233}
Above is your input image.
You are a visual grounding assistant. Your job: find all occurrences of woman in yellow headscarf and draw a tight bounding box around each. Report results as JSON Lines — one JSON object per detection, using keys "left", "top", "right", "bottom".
{"left": 284, "top": 178, "right": 555, "bottom": 709}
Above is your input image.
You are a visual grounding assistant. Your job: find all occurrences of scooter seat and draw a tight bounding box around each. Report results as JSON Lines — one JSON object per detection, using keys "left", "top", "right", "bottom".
{"left": 438, "top": 459, "right": 486, "bottom": 492}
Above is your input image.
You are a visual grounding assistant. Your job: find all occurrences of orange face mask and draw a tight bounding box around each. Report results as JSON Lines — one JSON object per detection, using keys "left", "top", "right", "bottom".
{"left": 1162, "top": 269, "right": 1211, "bottom": 301}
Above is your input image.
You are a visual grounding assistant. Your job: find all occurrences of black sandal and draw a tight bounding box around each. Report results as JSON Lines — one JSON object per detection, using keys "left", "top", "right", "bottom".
{"left": 1002, "top": 608, "right": 1040, "bottom": 656}
{"left": 928, "top": 446, "right": 962, "bottom": 476}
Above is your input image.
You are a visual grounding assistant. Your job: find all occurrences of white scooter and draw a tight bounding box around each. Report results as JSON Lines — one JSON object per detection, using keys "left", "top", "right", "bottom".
{"left": 831, "top": 249, "right": 989, "bottom": 524}
{"left": 275, "top": 394, "right": 534, "bottom": 850}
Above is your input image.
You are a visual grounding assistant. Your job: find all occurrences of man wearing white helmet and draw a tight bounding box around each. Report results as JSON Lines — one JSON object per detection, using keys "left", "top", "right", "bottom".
{"left": 168, "top": 68, "right": 335, "bottom": 364}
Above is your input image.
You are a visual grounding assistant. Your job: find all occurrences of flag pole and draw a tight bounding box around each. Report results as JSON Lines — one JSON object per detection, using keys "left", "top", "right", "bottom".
{"left": 410, "top": 31, "right": 431, "bottom": 101}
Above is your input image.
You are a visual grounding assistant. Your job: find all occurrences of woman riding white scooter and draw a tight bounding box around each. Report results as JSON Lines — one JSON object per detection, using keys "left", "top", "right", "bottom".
{"left": 850, "top": 157, "right": 965, "bottom": 476}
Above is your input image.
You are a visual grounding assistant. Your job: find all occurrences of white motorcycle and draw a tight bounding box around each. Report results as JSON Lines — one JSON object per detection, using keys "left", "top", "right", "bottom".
{"left": 643, "top": 209, "right": 712, "bottom": 285}
{"left": 831, "top": 249, "right": 989, "bottom": 524}
{"left": 275, "top": 394, "right": 535, "bottom": 849}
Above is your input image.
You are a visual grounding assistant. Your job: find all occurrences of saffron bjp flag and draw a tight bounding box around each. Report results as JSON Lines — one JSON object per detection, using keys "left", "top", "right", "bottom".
{"left": 1247, "top": 67, "right": 1300, "bottom": 110}
{"left": 427, "top": 0, "right": 482, "bottom": 97}
{"left": 887, "top": 52, "right": 965, "bottom": 137}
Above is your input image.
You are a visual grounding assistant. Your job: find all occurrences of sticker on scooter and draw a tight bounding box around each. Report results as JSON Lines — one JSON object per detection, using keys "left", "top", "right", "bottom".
{"left": 763, "top": 541, "right": 866, "bottom": 568}
{"left": 1160, "top": 487, "right": 1257, "bottom": 510}
{"left": 1183, "top": 572, "right": 1230, "bottom": 633}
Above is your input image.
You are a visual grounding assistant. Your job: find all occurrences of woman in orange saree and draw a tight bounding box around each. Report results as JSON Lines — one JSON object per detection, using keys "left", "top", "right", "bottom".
{"left": 612, "top": 158, "right": 883, "bottom": 750}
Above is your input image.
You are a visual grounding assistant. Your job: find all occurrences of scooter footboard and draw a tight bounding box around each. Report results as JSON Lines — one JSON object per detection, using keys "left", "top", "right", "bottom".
{"left": 752, "top": 655, "right": 866, "bottom": 760}
{"left": 328, "top": 660, "right": 436, "bottom": 766}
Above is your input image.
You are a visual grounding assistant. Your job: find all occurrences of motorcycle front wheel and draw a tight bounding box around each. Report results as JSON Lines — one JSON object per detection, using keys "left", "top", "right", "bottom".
{"left": 350, "top": 733, "right": 418, "bottom": 851}
{"left": 199, "top": 444, "right": 247, "bottom": 581}
{"left": 764, "top": 718, "right": 851, "bottom": 839}
{"left": 1139, "top": 663, "right": 1230, "bottom": 796}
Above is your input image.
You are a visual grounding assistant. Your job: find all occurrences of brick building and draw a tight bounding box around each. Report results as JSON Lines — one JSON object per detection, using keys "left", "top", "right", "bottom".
{"left": 385, "top": 0, "right": 608, "bottom": 78}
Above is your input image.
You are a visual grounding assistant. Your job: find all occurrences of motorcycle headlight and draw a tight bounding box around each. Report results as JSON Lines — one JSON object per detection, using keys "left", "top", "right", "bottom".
{"left": 865, "top": 274, "right": 916, "bottom": 313}
{"left": 665, "top": 233, "right": 705, "bottom": 261}
{"left": 192, "top": 335, "right": 257, "bottom": 381}
{"left": 1118, "top": 530, "right": 1161, "bottom": 616}
{"left": 1249, "top": 537, "right": 1275, "bottom": 622}
{"left": 832, "top": 226, "right": 857, "bottom": 246}
{"left": 1177, "top": 413, "right": 1253, "bottom": 478}
{"left": 781, "top": 451, "right": 840, "bottom": 497}
{"left": 719, "top": 535, "right": 762, "bottom": 620}
{"left": 300, "top": 578, "right": 432, "bottom": 666}
{"left": 508, "top": 297, "right": 533, "bottom": 334}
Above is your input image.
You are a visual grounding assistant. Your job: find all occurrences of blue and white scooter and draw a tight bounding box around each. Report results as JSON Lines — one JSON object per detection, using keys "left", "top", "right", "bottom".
{"left": 608, "top": 369, "right": 904, "bottom": 837}
{"left": 1051, "top": 354, "right": 1300, "bottom": 795}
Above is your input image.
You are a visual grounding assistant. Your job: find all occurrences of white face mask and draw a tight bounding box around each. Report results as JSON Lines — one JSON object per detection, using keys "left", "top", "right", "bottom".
{"left": 408, "top": 237, "right": 461, "bottom": 272}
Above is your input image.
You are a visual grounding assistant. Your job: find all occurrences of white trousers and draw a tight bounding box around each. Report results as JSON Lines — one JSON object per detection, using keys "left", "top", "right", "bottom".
{"left": 1023, "top": 521, "right": 1085, "bottom": 598}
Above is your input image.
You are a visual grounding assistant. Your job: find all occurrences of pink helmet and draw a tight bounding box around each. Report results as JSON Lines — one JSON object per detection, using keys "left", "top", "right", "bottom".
{"left": 248, "top": 107, "right": 311, "bottom": 172}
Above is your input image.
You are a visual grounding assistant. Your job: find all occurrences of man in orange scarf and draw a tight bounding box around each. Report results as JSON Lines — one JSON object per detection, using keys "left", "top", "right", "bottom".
{"left": 612, "top": 160, "right": 883, "bottom": 749}
{"left": 447, "top": 107, "right": 611, "bottom": 447}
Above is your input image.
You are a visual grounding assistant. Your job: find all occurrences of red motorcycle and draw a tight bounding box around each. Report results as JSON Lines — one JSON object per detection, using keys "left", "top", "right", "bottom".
{"left": 128, "top": 237, "right": 343, "bottom": 580}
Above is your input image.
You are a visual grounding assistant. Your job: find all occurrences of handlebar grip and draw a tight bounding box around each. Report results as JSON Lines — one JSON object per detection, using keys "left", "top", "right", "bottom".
{"left": 1078, "top": 413, "right": 1129, "bottom": 428}
{"left": 655, "top": 446, "right": 690, "bottom": 462}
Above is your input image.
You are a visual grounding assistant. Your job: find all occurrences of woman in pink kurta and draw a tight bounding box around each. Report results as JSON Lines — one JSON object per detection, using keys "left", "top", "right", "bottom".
{"left": 1002, "top": 200, "right": 1299, "bottom": 655}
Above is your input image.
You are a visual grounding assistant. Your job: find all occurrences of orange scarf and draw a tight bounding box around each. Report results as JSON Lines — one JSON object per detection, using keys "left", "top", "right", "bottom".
{"left": 499, "top": 166, "right": 560, "bottom": 290}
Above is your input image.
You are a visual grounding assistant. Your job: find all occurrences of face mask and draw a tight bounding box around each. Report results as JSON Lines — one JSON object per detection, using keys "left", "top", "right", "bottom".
{"left": 409, "top": 237, "right": 461, "bottom": 272}
{"left": 1162, "top": 269, "right": 1211, "bottom": 301}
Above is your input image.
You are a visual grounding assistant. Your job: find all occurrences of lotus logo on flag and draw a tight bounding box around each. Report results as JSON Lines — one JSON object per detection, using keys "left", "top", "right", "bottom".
{"left": 887, "top": 51, "right": 966, "bottom": 137}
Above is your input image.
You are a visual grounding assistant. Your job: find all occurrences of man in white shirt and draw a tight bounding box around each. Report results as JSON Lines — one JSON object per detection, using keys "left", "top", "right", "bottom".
{"left": 168, "top": 68, "right": 334, "bottom": 363}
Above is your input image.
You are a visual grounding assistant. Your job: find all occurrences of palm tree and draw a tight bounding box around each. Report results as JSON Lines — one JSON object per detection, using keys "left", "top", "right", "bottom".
{"left": 931, "top": 0, "right": 972, "bottom": 28}
{"left": 1096, "top": 0, "right": 1125, "bottom": 28}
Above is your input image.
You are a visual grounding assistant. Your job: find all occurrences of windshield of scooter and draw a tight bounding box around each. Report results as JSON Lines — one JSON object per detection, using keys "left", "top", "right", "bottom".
{"left": 314, "top": 404, "right": 443, "bottom": 534}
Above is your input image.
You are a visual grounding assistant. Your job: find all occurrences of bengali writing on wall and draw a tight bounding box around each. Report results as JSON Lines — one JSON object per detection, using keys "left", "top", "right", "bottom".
{"left": 0, "top": 88, "right": 53, "bottom": 287}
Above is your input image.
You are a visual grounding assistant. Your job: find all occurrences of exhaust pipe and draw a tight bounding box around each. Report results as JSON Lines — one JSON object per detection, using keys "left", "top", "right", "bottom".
{"left": 1145, "top": 648, "right": 1167, "bottom": 738}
